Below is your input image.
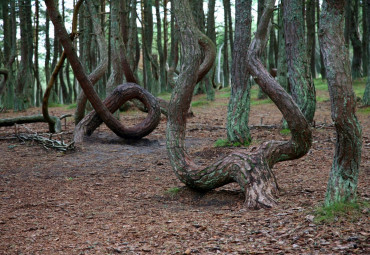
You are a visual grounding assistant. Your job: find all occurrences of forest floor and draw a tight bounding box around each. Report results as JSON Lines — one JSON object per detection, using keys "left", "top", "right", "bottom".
{"left": 0, "top": 84, "right": 369, "bottom": 254}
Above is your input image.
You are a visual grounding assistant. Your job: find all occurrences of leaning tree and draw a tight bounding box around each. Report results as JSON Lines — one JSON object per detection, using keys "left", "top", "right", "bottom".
{"left": 167, "top": 0, "right": 312, "bottom": 208}
{"left": 318, "top": 0, "right": 362, "bottom": 205}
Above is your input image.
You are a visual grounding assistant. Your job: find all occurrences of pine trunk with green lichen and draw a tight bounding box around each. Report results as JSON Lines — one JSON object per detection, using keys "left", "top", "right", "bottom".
{"left": 226, "top": 0, "right": 253, "bottom": 145}
{"left": 283, "top": 0, "right": 316, "bottom": 124}
{"left": 318, "top": 0, "right": 362, "bottom": 205}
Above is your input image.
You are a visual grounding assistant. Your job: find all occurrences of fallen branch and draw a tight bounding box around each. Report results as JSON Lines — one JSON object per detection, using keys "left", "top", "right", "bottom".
{"left": 0, "top": 114, "right": 61, "bottom": 132}
{"left": 15, "top": 132, "right": 75, "bottom": 152}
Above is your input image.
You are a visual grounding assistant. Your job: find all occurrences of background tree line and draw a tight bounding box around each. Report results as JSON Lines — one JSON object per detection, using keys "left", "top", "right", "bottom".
{"left": 1, "top": 0, "right": 368, "bottom": 113}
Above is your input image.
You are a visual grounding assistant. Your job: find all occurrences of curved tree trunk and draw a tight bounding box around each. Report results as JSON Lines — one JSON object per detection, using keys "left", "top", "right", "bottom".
{"left": 226, "top": 0, "right": 253, "bottom": 145}
{"left": 283, "top": 0, "right": 316, "bottom": 125}
{"left": 318, "top": 0, "right": 362, "bottom": 205}
{"left": 167, "top": 0, "right": 312, "bottom": 209}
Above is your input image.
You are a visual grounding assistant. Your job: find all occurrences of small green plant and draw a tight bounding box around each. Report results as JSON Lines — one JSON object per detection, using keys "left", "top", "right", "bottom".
{"left": 166, "top": 187, "right": 181, "bottom": 198}
{"left": 191, "top": 100, "right": 209, "bottom": 107}
{"left": 313, "top": 201, "right": 369, "bottom": 224}
{"left": 66, "top": 177, "right": 74, "bottom": 181}
{"left": 214, "top": 139, "right": 250, "bottom": 147}
{"left": 279, "top": 129, "right": 291, "bottom": 136}
{"left": 218, "top": 91, "right": 231, "bottom": 98}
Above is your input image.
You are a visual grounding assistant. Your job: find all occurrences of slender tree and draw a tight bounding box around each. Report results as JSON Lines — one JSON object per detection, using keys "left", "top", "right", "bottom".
{"left": 363, "top": 0, "right": 370, "bottom": 105}
{"left": 349, "top": 0, "right": 363, "bottom": 79}
{"left": 226, "top": 0, "right": 253, "bottom": 145}
{"left": 15, "top": 0, "right": 34, "bottom": 111}
{"left": 306, "top": 0, "right": 316, "bottom": 78}
{"left": 155, "top": 0, "right": 166, "bottom": 93}
{"left": 283, "top": 0, "right": 316, "bottom": 124}
{"left": 319, "top": 0, "right": 362, "bottom": 205}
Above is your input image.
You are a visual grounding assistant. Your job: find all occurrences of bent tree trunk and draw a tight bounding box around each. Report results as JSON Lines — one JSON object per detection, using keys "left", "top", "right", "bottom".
{"left": 45, "top": 0, "right": 160, "bottom": 141}
{"left": 168, "top": 0, "right": 312, "bottom": 209}
{"left": 226, "top": 0, "right": 253, "bottom": 145}
{"left": 318, "top": 0, "right": 362, "bottom": 205}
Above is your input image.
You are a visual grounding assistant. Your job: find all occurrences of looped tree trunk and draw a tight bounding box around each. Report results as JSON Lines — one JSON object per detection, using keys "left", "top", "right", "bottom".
{"left": 45, "top": 0, "right": 160, "bottom": 142}
{"left": 74, "top": 83, "right": 161, "bottom": 143}
{"left": 168, "top": 0, "right": 312, "bottom": 209}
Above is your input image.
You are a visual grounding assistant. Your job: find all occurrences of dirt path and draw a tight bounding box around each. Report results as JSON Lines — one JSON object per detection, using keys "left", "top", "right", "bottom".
{"left": 0, "top": 94, "right": 369, "bottom": 254}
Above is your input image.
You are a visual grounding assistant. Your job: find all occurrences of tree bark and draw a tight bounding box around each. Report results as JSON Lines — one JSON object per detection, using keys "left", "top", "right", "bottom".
{"left": 226, "top": 0, "right": 253, "bottom": 145}
{"left": 306, "top": 0, "right": 316, "bottom": 79}
{"left": 167, "top": 0, "right": 312, "bottom": 209}
{"left": 318, "top": 0, "right": 362, "bottom": 205}
{"left": 155, "top": 0, "right": 166, "bottom": 93}
{"left": 45, "top": 0, "right": 160, "bottom": 141}
{"left": 364, "top": 0, "right": 370, "bottom": 106}
{"left": 317, "top": 0, "right": 326, "bottom": 79}
{"left": 74, "top": 0, "right": 109, "bottom": 124}
{"left": 15, "top": 0, "right": 34, "bottom": 111}
{"left": 362, "top": 0, "right": 368, "bottom": 76}
{"left": 349, "top": 0, "right": 363, "bottom": 79}
{"left": 283, "top": 0, "right": 316, "bottom": 125}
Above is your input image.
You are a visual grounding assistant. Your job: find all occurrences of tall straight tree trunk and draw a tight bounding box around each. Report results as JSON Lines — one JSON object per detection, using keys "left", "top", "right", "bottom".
{"left": 204, "top": 0, "right": 216, "bottom": 100}
{"left": 51, "top": 0, "right": 60, "bottom": 103}
{"left": 226, "top": 0, "right": 253, "bottom": 144}
{"left": 155, "top": 0, "right": 166, "bottom": 93}
{"left": 319, "top": 0, "right": 362, "bottom": 205}
{"left": 34, "top": 0, "right": 42, "bottom": 107}
{"left": 223, "top": 0, "right": 230, "bottom": 87}
{"left": 277, "top": 3, "right": 288, "bottom": 92}
{"left": 317, "top": 0, "right": 326, "bottom": 79}
{"left": 306, "top": 0, "right": 316, "bottom": 79}
{"left": 127, "top": 0, "right": 139, "bottom": 74}
{"left": 1, "top": 0, "right": 15, "bottom": 109}
{"left": 362, "top": 0, "right": 368, "bottom": 76}
{"left": 142, "top": 0, "right": 157, "bottom": 94}
{"left": 15, "top": 0, "right": 34, "bottom": 111}
{"left": 349, "top": 0, "right": 363, "bottom": 79}
{"left": 45, "top": 6, "right": 51, "bottom": 90}
{"left": 284, "top": 0, "right": 316, "bottom": 124}
{"left": 363, "top": 0, "right": 370, "bottom": 106}
{"left": 257, "top": 0, "right": 268, "bottom": 99}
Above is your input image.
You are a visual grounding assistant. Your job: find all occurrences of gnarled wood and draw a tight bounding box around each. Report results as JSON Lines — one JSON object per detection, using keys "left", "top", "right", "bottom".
{"left": 45, "top": 0, "right": 160, "bottom": 141}
{"left": 74, "top": 83, "right": 160, "bottom": 142}
{"left": 167, "top": 0, "right": 311, "bottom": 209}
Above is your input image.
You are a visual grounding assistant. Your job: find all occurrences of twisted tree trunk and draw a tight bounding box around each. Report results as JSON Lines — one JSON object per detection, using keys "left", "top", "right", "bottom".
{"left": 168, "top": 0, "right": 312, "bottom": 209}
{"left": 319, "top": 0, "right": 362, "bottom": 205}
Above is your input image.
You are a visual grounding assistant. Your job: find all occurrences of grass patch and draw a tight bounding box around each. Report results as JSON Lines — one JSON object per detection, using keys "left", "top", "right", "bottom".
{"left": 48, "top": 103, "right": 64, "bottom": 108}
{"left": 314, "top": 200, "right": 369, "bottom": 224}
{"left": 214, "top": 138, "right": 251, "bottom": 148}
{"left": 316, "top": 96, "right": 329, "bottom": 102}
{"left": 158, "top": 92, "right": 172, "bottom": 101}
{"left": 66, "top": 103, "right": 77, "bottom": 109}
{"left": 357, "top": 106, "right": 370, "bottom": 114}
{"left": 279, "top": 129, "right": 291, "bottom": 135}
{"left": 165, "top": 187, "right": 181, "bottom": 198}
{"left": 191, "top": 100, "right": 210, "bottom": 107}
{"left": 218, "top": 91, "right": 231, "bottom": 98}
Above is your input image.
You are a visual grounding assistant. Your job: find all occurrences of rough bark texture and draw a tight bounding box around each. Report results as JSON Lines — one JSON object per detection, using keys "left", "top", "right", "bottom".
{"left": 74, "top": 83, "right": 161, "bottom": 142}
{"left": 45, "top": 0, "right": 159, "bottom": 141}
{"left": 277, "top": 3, "right": 289, "bottom": 92}
{"left": 226, "top": 0, "right": 253, "bottom": 145}
{"left": 349, "top": 0, "right": 363, "bottom": 79}
{"left": 167, "top": 0, "right": 312, "bottom": 209}
{"left": 364, "top": 0, "right": 370, "bottom": 106}
{"left": 74, "top": 0, "right": 109, "bottom": 124}
{"left": 283, "top": 0, "right": 316, "bottom": 125}
{"left": 306, "top": 0, "right": 316, "bottom": 78}
{"left": 318, "top": 0, "right": 362, "bottom": 205}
